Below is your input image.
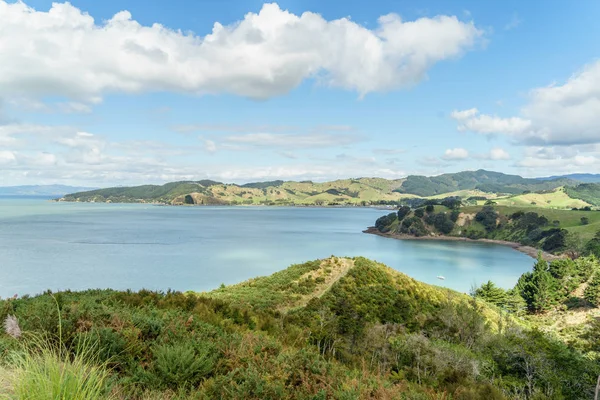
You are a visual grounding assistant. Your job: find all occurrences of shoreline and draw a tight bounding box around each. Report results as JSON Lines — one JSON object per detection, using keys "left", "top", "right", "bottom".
{"left": 363, "top": 226, "right": 561, "bottom": 261}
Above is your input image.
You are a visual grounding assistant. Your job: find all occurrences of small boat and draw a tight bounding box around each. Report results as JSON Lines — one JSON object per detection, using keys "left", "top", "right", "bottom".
{"left": 436, "top": 275, "right": 445, "bottom": 280}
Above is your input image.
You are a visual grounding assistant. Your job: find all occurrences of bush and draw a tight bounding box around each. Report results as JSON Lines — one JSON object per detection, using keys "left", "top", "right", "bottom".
{"left": 475, "top": 206, "right": 498, "bottom": 232}
{"left": 152, "top": 341, "right": 216, "bottom": 389}
{"left": 397, "top": 206, "right": 411, "bottom": 220}
{"left": 375, "top": 213, "right": 397, "bottom": 232}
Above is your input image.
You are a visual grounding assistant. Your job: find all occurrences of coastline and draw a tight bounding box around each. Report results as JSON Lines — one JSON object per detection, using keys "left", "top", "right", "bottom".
{"left": 363, "top": 226, "right": 561, "bottom": 261}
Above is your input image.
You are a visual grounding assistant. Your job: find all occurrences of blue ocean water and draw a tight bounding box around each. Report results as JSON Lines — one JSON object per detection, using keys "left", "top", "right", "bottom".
{"left": 0, "top": 199, "right": 534, "bottom": 297}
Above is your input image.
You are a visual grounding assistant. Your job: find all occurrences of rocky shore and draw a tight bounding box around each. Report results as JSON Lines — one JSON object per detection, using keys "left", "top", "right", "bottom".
{"left": 363, "top": 226, "right": 562, "bottom": 261}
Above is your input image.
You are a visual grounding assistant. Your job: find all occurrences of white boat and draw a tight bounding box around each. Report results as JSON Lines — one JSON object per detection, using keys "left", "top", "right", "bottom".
{"left": 436, "top": 275, "right": 445, "bottom": 280}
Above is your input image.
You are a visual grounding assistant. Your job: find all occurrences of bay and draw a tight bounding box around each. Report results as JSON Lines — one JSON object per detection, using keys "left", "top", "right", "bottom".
{"left": 0, "top": 198, "right": 534, "bottom": 298}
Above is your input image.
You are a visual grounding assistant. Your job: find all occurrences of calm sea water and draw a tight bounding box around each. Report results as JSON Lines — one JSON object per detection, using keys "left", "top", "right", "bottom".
{"left": 0, "top": 198, "right": 534, "bottom": 297}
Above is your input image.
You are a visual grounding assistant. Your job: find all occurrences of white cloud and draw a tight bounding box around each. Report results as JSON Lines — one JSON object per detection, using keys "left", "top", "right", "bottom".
{"left": 0, "top": 1, "right": 483, "bottom": 102}
{"left": 451, "top": 60, "right": 600, "bottom": 145}
{"left": 450, "top": 108, "right": 478, "bottom": 120}
{"left": 442, "top": 147, "right": 469, "bottom": 160}
{"left": 451, "top": 109, "right": 531, "bottom": 135}
{"left": 488, "top": 147, "right": 510, "bottom": 160}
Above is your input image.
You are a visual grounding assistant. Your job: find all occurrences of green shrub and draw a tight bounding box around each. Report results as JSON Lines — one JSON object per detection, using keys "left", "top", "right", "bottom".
{"left": 152, "top": 341, "right": 216, "bottom": 389}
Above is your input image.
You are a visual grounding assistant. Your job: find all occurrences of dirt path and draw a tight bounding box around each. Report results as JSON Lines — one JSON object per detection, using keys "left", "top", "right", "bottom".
{"left": 279, "top": 257, "right": 355, "bottom": 312}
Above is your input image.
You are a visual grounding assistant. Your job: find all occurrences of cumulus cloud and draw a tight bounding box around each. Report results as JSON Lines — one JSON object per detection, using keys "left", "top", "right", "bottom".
{"left": 0, "top": 1, "right": 483, "bottom": 102}
{"left": 451, "top": 60, "right": 600, "bottom": 145}
{"left": 451, "top": 108, "right": 531, "bottom": 135}
{"left": 442, "top": 147, "right": 469, "bottom": 160}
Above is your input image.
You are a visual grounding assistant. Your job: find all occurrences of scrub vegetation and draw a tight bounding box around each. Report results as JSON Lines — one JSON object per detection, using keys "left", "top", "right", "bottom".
{"left": 1, "top": 257, "right": 599, "bottom": 399}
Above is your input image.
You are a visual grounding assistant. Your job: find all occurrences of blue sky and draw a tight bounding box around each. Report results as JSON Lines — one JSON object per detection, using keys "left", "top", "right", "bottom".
{"left": 1, "top": 0, "right": 599, "bottom": 186}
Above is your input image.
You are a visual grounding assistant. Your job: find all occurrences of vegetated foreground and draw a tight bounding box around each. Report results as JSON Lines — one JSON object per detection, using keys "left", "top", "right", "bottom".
{"left": 1, "top": 257, "right": 599, "bottom": 399}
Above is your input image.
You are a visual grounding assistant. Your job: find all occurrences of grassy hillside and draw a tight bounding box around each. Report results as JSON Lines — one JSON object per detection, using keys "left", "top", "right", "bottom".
{"left": 1, "top": 257, "right": 598, "bottom": 399}
{"left": 60, "top": 170, "right": 587, "bottom": 207}
{"left": 479, "top": 187, "right": 592, "bottom": 209}
{"left": 61, "top": 178, "right": 409, "bottom": 206}
{"left": 565, "top": 183, "right": 600, "bottom": 206}
{"left": 394, "top": 169, "right": 573, "bottom": 197}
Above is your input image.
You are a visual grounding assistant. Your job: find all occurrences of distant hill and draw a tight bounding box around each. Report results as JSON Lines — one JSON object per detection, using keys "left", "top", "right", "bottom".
{"left": 0, "top": 185, "right": 97, "bottom": 196}
{"left": 565, "top": 183, "right": 600, "bottom": 206}
{"left": 537, "top": 173, "right": 600, "bottom": 183}
{"left": 394, "top": 169, "right": 574, "bottom": 197}
{"left": 59, "top": 170, "right": 581, "bottom": 206}
{"left": 60, "top": 178, "right": 408, "bottom": 205}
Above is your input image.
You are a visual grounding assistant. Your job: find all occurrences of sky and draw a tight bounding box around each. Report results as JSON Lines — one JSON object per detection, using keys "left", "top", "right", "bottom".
{"left": 1, "top": 0, "right": 599, "bottom": 187}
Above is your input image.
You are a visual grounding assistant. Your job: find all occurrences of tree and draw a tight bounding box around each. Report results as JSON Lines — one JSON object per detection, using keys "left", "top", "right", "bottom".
{"left": 375, "top": 213, "right": 397, "bottom": 232}
{"left": 414, "top": 208, "right": 425, "bottom": 218}
{"left": 581, "top": 217, "right": 590, "bottom": 225}
{"left": 585, "top": 231, "right": 600, "bottom": 258}
{"left": 397, "top": 206, "right": 411, "bottom": 220}
{"left": 450, "top": 209, "right": 461, "bottom": 222}
{"left": 473, "top": 281, "right": 507, "bottom": 307}
{"left": 518, "top": 254, "right": 559, "bottom": 313}
{"left": 475, "top": 206, "right": 498, "bottom": 232}
{"left": 425, "top": 204, "right": 435, "bottom": 213}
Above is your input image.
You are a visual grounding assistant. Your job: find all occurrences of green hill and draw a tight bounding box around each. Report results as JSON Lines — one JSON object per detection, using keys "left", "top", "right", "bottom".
{"left": 59, "top": 170, "right": 582, "bottom": 206}
{"left": 1, "top": 257, "right": 598, "bottom": 399}
{"left": 60, "top": 177, "right": 408, "bottom": 206}
{"left": 565, "top": 183, "right": 600, "bottom": 206}
{"left": 395, "top": 169, "right": 574, "bottom": 197}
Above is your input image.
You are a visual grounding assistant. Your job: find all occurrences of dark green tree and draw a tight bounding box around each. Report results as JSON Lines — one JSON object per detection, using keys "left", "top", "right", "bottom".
{"left": 397, "top": 206, "right": 411, "bottom": 220}
{"left": 473, "top": 281, "right": 507, "bottom": 307}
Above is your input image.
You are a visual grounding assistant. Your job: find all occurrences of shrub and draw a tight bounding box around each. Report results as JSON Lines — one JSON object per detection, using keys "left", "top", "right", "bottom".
{"left": 152, "top": 341, "right": 216, "bottom": 389}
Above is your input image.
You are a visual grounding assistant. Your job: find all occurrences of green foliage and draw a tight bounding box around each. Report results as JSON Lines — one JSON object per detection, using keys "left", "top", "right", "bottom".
{"left": 584, "top": 274, "right": 600, "bottom": 306}
{"left": 395, "top": 169, "right": 572, "bottom": 197}
{"left": 473, "top": 281, "right": 507, "bottom": 307}
{"left": 565, "top": 183, "right": 600, "bottom": 206}
{"left": 397, "top": 205, "right": 411, "bottom": 220}
{"left": 4, "top": 337, "right": 114, "bottom": 399}
{"left": 375, "top": 212, "right": 397, "bottom": 233}
{"left": 151, "top": 341, "right": 215, "bottom": 389}
{"left": 475, "top": 206, "right": 498, "bottom": 232}
{"left": 1, "top": 258, "right": 600, "bottom": 399}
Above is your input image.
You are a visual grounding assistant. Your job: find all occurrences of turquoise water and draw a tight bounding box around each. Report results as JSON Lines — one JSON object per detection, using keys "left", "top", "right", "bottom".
{"left": 0, "top": 198, "right": 534, "bottom": 297}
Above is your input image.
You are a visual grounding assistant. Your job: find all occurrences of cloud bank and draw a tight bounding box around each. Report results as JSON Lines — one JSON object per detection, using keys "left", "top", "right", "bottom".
{"left": 0, "top": 1, "right": 483, "bottom": 102}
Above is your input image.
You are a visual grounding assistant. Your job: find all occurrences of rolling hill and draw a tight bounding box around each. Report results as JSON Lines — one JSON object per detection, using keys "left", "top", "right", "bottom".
{"left": 394, "top": 170, "right": 574, "bottom": 197}
{"left": 1, "top": 257, "right": 598, "bottom": 398}
{"left": 59, "top": 170, "right": 581, "bottom": 206}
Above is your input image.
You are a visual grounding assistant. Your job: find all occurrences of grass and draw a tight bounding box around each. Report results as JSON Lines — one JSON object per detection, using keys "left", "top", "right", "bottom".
{"left": 4, "top": 345, "right": 113, "bottom": 400}
{"left": 488, "top": 187, "right": 592, "bottom": 209}
{"left": 461, "top": 205, "right": 600, "bottom": 241}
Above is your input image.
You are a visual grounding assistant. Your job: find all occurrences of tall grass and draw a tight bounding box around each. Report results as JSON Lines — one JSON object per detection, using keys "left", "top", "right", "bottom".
{"left": 6, "top": 343, "right": 113, "bottom": 400}
{"left": 1, "top": 295, "right": 114, "bottom": 400}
